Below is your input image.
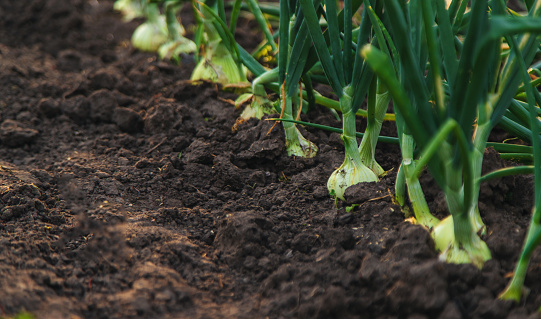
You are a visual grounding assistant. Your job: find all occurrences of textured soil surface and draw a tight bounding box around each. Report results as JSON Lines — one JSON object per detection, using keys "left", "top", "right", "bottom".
{"left": 0, "top": 1, "right": 540, "bottom": 318}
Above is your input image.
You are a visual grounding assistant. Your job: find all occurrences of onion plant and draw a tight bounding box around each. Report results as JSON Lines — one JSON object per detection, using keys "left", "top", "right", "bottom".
{"left": 191, "top": 0, "right": 248, "bottom": 85}
{"left": 116, "top": 0, "right": 195, "bottom": 61}
{"left": 357, "top": 3, "right": 393, "bottom": 178}
{"left": 114, "top": 0, "right": 145, "bottom": 21}
{"left": 190, "top": 0, "right": 277, "bottom": 85}
{"left": 498, "top": 2, "right": 541, "bottom": 301}
{"left": 130, "top": 2, "right": 169, "bottom": 52}
{"left": 158, "top": 1, "right": 197, "bottom": 63}
{"left": 358, "top": 0, "right": 440, "bottom": 228}
{"left": 222, "top": 0, "right": 280, "bottom": 120}
{"left": 235, "top": 0, "right": 321, "bottom": 156}
{"left": 230, "top": 0, "right": 279, "bottom": 120}
{"left": 363, "top": 0, "right": 541, "bottom": 267}
{"left": 295, "top": 0, "right": 405, "bottom": 199}
{"left": 234, "top": 68, "right": 278, "bottom": 120}
{"left": 190, "top": 2, "right": 281, "bottom": 120}
{"left": 269, "top": 0, "right": 323, "bottom": 158}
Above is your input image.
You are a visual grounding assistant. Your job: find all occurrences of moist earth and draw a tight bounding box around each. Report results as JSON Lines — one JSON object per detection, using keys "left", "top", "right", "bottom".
{"left": 0, "top": 1, "right": 539, "bottom": 318}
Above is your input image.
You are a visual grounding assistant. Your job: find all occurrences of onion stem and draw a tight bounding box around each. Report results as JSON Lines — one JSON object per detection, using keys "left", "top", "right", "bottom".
{"left": 327, "top": 86, "right": 378, "bottom": 199}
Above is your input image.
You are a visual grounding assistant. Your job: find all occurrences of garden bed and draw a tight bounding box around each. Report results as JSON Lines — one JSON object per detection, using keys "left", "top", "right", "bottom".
{"left": 0, "top": 1, "right": 539, "bottom": 318}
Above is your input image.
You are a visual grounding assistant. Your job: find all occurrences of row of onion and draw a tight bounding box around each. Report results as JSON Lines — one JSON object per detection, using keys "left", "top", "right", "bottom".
{"left": 115, "top": 0, "right": 541, "bottom": 303}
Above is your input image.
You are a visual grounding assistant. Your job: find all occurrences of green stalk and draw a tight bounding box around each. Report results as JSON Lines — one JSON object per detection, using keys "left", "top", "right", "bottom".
{"left": 217, "top": 0, "right": 226, "bottom": 22}
{"left": 300, "top": 90, "right": 396, "bottom": 121}
{"left": 480, "top": 166, "right": 534, "bottom": 183}
{"left": 516, "top": 77, "right": 541, "bottom": 94}
{"left": 229, "top": 0, "right": 242, "bottom": 34}
{"left": 499, "top": 115, "right": 536, "bottom": 144}
{"left": 145, "top": 2, "right": 160, "bottom": 24}
{"left": 268, "top": 118, "right": 400, "bottom": 144}
{"left": 164, "top": 1, "right": 185, "bottom": 42}
{"left": 486, "top": 143, "right": 532, "bottom": 154}
{"left": 499, "top": 153, "right": 534, "bottom": 162}
{"left": 395, "top": 162, "right": 406, "bottom": 207}
{"left": 467, "top": 119, "right": 493, "bottom": 236}
{"left": 420, "top": 0, "right": 445, "bottom": 113}
{"left": 343, "top": 0, "right": 352, "bottom": 84}
{"left": 499, "top": 223, "right": 541, "bottom": 301}
{"left": 400, "top": 133, "right": 440, "bottom": 229}
{"left": 245, "top": 0, "right": 277, "bottom": 51}
{"left": 411, "top": 120, "right": 459, "bottom": 180}
{"left": 359, "top": 81, "right": 391, "bottom": 176}
{"left": 236, "top": 2, "right": 280, "bottom": 17}
{"left": 324, "top": 0, "right": 344, "bottom": 86}
{"left": 277, "top": 0, "right": 289, "bottom": 83}
{"left": 301, "top": 73, "right": 316, "bottom": 111}
{"left": 361, "top": 45, "right": 429, "bottom": 148}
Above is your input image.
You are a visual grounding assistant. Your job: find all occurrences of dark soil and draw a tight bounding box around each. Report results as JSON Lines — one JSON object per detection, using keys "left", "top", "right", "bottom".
{"left": 0, "top": 1, "right": 539, "bottom": 318}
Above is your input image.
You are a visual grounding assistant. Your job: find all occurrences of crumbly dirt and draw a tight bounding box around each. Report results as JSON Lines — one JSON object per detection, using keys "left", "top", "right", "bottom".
{"left": 0, "top": 1, "right": 539, "bottom": 318}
